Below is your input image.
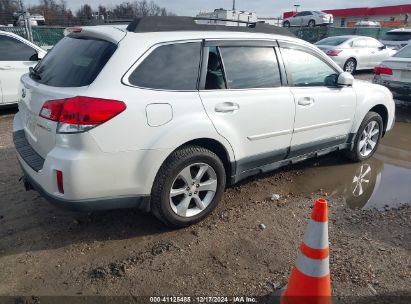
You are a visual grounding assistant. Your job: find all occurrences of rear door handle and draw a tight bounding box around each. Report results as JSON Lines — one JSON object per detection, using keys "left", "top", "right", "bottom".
{"left": 298, "top": 97, "right": 315, "bottom": 106}
{"left": 215, "top": 102, "right": 240, "bottom": 113}
{"left": 0, "top": 66, "right": 12, "bottom": 70}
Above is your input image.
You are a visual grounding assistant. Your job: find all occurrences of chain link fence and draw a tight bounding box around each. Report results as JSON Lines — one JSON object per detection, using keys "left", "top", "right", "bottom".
{"left": 0, "top": 26, "right": 65, "bottom": 48}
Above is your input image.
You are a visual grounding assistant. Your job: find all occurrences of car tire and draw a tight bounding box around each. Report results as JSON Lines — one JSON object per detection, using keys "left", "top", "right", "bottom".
{"left": 343, "top": 58, "right": 357, "bottom": 74}
{"left": 283, "top": 21, "right": 290, "bottom": 28}
{"left": 345, "top": 112, "right": 383, "bottom": 162}
{"left": 151, "top": 145, "right": 226, "bottom": 228}
{"left": 308, "top": 20, "right": 316, "bottom": 27}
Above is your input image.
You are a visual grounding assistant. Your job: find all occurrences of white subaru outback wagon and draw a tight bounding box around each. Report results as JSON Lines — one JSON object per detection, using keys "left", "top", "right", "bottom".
{"left": 13, "top": 17, "right": 395, "bottom": 227}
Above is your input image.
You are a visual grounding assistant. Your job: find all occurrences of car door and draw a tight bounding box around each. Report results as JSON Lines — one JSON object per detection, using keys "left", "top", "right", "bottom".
{"left": 0, "top": 34, "right": 39, "bottom": 104}
{"left": 278, "top": 42, "right": 356, "bottom": 157}
{"left": 366, "top": 38, "right": 390, "bottom": 67}
{"left": 198, "top": 42, "right": 296, "bottom": 175}
{"left": 304, "top": 12, "right": 314, "bottom": 25}
{"left": 351, "top": 38, "right": 373, "bottom": 69}
{"left": 290, "top": 12, "right": 303, "bottom": 26}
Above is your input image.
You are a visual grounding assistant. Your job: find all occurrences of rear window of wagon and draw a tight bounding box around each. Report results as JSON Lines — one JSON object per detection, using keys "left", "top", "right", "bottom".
{"left": 32, "top": 36, "right": 117, "bottom": 87}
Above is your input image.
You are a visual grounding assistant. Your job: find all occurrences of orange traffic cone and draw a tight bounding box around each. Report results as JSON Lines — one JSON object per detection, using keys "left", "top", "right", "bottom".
{"left": 281, "top": 198, "right": 331, "bottom": 304}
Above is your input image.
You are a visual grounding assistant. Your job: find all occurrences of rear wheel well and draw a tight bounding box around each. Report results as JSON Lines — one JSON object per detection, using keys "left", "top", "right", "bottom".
{"left": 346, "top": 57, "right": 357, "bottom": 64}
{"left": 369, "top": 105, "right": 388, "bottom": 135}
{"left": 180, "top": 138, "right": 233, "bottom": 184}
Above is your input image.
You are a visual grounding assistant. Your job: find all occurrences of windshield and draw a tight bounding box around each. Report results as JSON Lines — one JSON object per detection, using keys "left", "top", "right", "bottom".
{"left": 316, "top": 37, "right": 349, "bottom": 46}
{"left": 382, "top": 32, "right": 411, "bottom": 42}
{"left": 393, "top": 45, "right": 411, "bottom": 58}
{"left": 33, "top": 36, "right": 117, "bottom": 87}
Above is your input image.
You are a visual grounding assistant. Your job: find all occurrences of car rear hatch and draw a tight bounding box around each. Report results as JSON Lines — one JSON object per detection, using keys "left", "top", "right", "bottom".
{"left": 380, "top": 58, "right": 411, "bottom": 83}
{"left": 381, "top": 32, "right": 411, "bottom": 50}
{"left": 18, "top": 27, "right": 124, "bottom": 159}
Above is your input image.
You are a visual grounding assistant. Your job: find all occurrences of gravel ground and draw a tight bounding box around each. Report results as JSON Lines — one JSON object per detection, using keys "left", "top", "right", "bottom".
{"left": 0, "top": 73, "right": 410, "bottom": 301}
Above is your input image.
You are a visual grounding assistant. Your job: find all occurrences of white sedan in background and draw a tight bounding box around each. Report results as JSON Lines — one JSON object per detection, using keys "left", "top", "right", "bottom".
{"left": 315, "top": 35, "right": 396, "bottom": 73}
{"left": 373, "top": 44, "right": 411, "bottom": 100}
{"left": 0, "top": 31, "right": 46, "bottom": 107}
{"left": 283, "top": 11, "right": 333, "bottom": 28}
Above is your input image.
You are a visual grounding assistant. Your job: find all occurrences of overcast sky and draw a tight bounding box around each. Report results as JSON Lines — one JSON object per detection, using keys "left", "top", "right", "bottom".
{"left": 25, "top": 0, "right": 411, "bottom": 17}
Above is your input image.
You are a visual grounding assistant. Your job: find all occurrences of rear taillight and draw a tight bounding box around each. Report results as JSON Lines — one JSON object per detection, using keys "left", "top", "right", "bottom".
{"left": 326, "top": 49, "right": 343, "bottom": 56}
{"left": 39, "top": 96, "right": 126, "bottom": 133}
{"left": 374, "top": 66, "right": 393, "bottom": 76}
{"left": 63, "top": 27, "right": 83, "bottom": 36}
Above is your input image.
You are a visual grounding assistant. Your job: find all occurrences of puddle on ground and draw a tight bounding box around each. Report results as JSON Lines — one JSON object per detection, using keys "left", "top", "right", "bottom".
{"left": 289, "top": 121, "right": 411, "bottom": 210}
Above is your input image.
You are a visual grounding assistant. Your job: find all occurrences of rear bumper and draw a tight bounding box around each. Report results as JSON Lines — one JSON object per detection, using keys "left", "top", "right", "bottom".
{"left": 12, "top": 111, "right": 158, "bottom": 212}
{"left": 373, "top": 76, "right": 411, "bottom": 99}
{"left": 20, "top": 162, "right": 151, "bottom": 212}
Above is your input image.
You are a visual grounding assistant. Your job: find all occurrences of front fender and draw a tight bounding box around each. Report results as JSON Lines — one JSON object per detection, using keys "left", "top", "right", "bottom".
{"left": 350, "top": 81, "right": 395, "bottom": 134}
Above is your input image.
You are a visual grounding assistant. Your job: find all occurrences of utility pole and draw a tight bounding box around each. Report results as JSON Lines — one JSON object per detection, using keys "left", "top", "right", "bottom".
{"left": 24, "top": 12, "right": 33, "bottom": 42}
{"left": 232, "top": 0, "right": 236, "bottom": 11}
{"left": 294, "top": 4, "right": 300, "bottom": 12}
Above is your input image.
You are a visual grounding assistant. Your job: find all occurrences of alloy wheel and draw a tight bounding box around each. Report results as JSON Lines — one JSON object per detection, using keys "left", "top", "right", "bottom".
{"left": 358, "top": 121, "right": 380, "bottom": 157}
{"left": 169, "top": 163, "right": 217, "bottom": 218}
{"left": 344, "top": 60, "right": 356, "bottom": 73}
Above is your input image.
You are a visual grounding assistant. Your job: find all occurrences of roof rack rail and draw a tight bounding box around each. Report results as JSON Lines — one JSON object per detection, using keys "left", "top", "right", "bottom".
{"left": 126, "top": 16, "right": 294, "bottom": 37}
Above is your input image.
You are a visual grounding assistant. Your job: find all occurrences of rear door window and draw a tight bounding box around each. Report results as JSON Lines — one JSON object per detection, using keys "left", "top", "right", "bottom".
{"left": 129, "top": 42, "right": 201, "bottom": 90}
{"left": 218, "top": 46, "right": 281, "bottom": 89}
{"left": 366, "top": 38, "right": 383, "bottom": 49}
{"left": 33, "top": 36, "right": 117, "bottom": 87}
{"left": 0, "top": 35, "right": 37, "bottom": 61}
{"left": 352, "top": 39, "right": 369, "bottom": 48}
{"left": 205, "top": 47, "right": 226, "bottom": 90}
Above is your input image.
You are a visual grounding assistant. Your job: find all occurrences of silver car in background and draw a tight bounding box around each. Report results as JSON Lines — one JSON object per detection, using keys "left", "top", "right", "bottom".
{"left": 283, "top": 11, "right": 333, "bottom": 28}
{"left": 373, "top": 44, "right": 411, "bottom": 100}
{"left": 315, "top": 36, "right": 396, "bottom": 73}
{"left": 381, "top": 28, "right": 411, "bottom": 51}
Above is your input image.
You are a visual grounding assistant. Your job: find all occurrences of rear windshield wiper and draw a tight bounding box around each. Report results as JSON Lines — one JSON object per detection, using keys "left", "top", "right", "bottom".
{"left": 29, "top": 67, "right": 41, "bottom": 80}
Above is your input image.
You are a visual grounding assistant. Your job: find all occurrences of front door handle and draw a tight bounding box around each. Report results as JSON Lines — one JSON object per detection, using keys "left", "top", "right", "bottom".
{"left": 0, "top": 66, "right": 12, "bottom": 70}
{"left": 215, "top": 102, "right": 240, "bottom": 113}
{"left": 298, "top": 97, "right": 315, "bottom": 106}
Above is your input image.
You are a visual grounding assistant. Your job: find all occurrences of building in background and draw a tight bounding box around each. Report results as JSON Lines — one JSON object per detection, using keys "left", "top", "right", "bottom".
{"left": 283, "top": 4, "right": 411, "bottom": 28}
{"left": 196, "top": 9, "right": 257, "bottom": 26}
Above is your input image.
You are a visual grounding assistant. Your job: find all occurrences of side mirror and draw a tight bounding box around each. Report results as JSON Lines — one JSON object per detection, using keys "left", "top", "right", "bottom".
{"left": 337, "top": 72, "right": 354, "bottom": 86}
{"left": 37, "top": 51, "right": 45, "bottom": 60}
{"left": 379, "top": 45, "right": 387, "bottom": 50}
{"left": 29, "top": 51, "right": 45, "bottom": 61}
